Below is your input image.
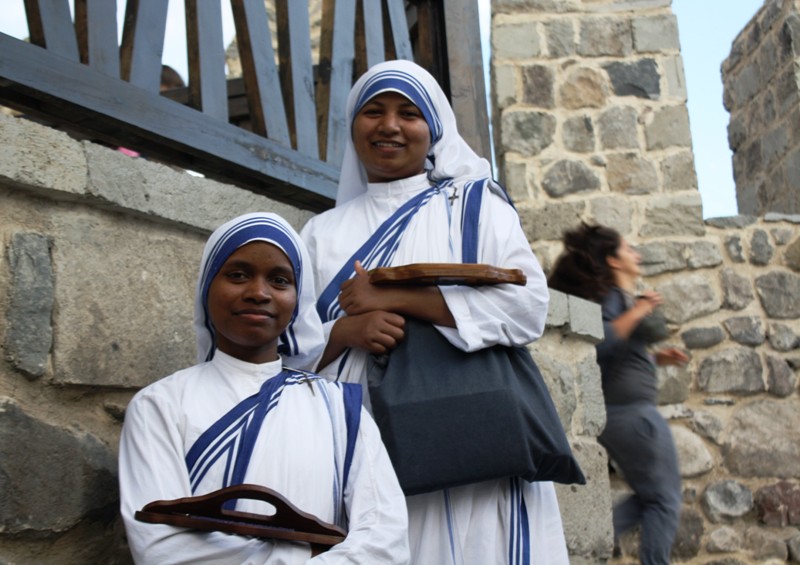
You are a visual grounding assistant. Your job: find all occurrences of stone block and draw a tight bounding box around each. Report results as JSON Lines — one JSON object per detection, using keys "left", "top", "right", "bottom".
{"left": 661, "top": 150, "right": 697, "bottom": 192}
{"left": 723, "top": 398, "right": 800, "bottom": 479}
{"left": 83, "top": 142, "right": 310, "bottom": 234}
{"left": 657, "top": 272, "right": 719, "bottom": 324}
{"left": 542, "top": 159, "right": 601, "bottom": 197}
{"left": 562, "top": 115, "right": 595, "bottom": 153}
{"left": 606, "top": 152, "right": 658, "bottom": 194}
{"left": 645, "top": 105, "right": 692, "bottom": 150}
{"left": 640, "top": 193, "right": 705, "bottom": 237}
{"left": 707, "top": 525, "right": 742, "bottom": 553}
{"left": 721, "top": 267, "right": 755, "bottom": 310}
{"left": 576, "top": 352, "right": 606, "bottom": 436}
{"left": 567, "top": 294, "right": 603, "bottom": 341}
{"left": 500, "top": 109, "right": 557, "bottom": 156}
{"left": 522, "top": 64, "right": 555, "bottom": 108}
{"left": 766, "top": 354, "right": 797, "bottom": 397}
{"left": 631, "top": 14, "right": 679, "bottom": 53}
{"left": 493, "top": 21, "right": 542, "bottom": 59}
{"left": 589, "top": 196, "right": 633, "bottom": 236}
{"left": 578, "top": 17, "right": 632, "bottom": 57}
{"left": 663, "top": 55, "right": 687, "bottom": 100}
{"left": 0, "top": 398, "right": 118, "bottom": 533}
{"left": 598, "top": 106, "right": 639, "bottom": 150}
{"left": 543, "top": 18, "right": 575, "bottom": 58}
{"left": 749, "top": 229, "right": 775, "bottom": 265}
{"left": 681, "top": 326, "right": 725, "bottom": 350}
{"left": 703, "top": 480, "right": 754, "bottom": 523}
{"left": 755, "top": 271, "right": 800, "bottom": 319}
{"left": 754, "top": 481, "right": 800, "bottom": 527}
{"left": 698, "top": 347, "right": 764, "bottom": 394}
{"left": 5, "top": 233, "right": 53, "bottom": 378}
{"left": 559, "top": 67, "right": 608, "bottom": 110}
{"left": 722, "top": 315, "right": 766, "bottom": 346}
{"left": 724, "top": 235, "right": 746, "bottom": 262}
{"left": 519, "top": 200, "right": 586, "bottom": 242}
{"left": 493, "top": 64, "right": 517, "bottom": 110}
{"left": 52, "top": 210, "right": 201, "bottom": 388}
{"left": 604, "top": 58, "right": 660, "bottom": 100}
{"left": 0, "top": 114, "right": 86, "bottom": 195}
{"left": 691, "top": 410, "right": 725, "bottom": 444}
{"left": 545, "top": 289, "right": 569, "bottom": 328}
{"left": 768, "top": 322, "right": 800, "bottom": 351}
{"left": 783, "top": 238, "right": 800, "bottom": 272}
{"left": 500, "top": 159, "right": 530, "bottom": 202}
{"left": 673, "top": 426, "right": 713, "bottom": 478}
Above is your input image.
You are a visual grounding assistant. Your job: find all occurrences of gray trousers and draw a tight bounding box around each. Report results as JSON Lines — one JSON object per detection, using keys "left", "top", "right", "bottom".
{"left": 600, "top": 403, "right": 682, "bottom": 565}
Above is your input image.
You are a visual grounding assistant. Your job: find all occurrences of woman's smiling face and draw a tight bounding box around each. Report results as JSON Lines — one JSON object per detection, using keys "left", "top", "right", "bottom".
{"left": 207, "top": 241, "right": 297, "bottom": 364}
{"left": 352, "top": 91, "right": 432, "bottom": 183}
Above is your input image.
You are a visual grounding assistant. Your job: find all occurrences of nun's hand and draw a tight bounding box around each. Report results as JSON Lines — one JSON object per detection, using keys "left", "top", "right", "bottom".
{"left": 338, "top": 311, "right": 406, "bottom": 354}
{"left": 339, "top": 260, "right": 391, "bottom": 315}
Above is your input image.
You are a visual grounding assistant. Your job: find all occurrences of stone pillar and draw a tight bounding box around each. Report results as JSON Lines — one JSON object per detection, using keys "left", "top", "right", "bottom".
{"left": 723, "top": 0, "right": 800, "bottom": 215}
{"left": 492, "top": 0, "right": 702, "bottom": 271}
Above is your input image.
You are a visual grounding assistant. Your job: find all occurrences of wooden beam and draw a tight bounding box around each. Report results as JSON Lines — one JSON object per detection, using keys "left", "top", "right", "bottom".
{"left": 74, "top": 0, "right": 120, "bottom": 77}
{"left": 186, "top": 0, "right": 228, "bottom": 121}
{"left": 362, "top": 0, "right": 384, "bottom": 69}
{"left": 231, "top": 0, "right": 291, "bottom": 145}
{"left": 276, "top": 0, "right": 319, "bottom": 158}
{"left": 442, "top": 0, "right": 490, "bottom": 159}
{"left": 324, "top": 0, "right": 356, "bottom": 166}
{"left": 386, "top": 0, "right": 413, "bottom": 60}
{"left": 23, "top": 0, "right": 80, "bottom": 61}
{"left": 119, "top": 0, "right": 168, "bottom": 92}
{"left": 0, "top": 34, "right": 337, "bottom": 210}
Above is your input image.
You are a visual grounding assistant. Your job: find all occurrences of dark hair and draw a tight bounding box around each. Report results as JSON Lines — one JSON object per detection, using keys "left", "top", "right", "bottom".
{"left": 547, "top": 222, "right": 622, "bottom": 303}
{"left": 160, "top": 65, "right": 185, "bottom": 90}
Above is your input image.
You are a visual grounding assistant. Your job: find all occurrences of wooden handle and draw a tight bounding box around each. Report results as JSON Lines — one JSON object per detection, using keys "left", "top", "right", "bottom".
{"left": 368, "top": 263, "right": 526, "bottom": 286}
{"left": 135, "top": 484, "right": 346, "bottom": 552}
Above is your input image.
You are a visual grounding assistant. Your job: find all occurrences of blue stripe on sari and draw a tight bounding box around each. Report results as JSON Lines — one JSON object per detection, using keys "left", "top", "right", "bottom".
{"left": 508, "top": 478, "right": 531, "bottom": 565}
{"left": 186, "top": 371, "right": 301, "bottom": 502}
{"left": 460, "top": 179, "right": 486, "bottom": 264}
{"left": 316, "top": 182, "right": 448, "bottom": 323}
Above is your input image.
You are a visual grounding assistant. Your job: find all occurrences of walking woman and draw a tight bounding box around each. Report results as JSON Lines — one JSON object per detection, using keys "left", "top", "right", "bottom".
{"left": 548, "top": 222, "right": 687, "bottom": 565}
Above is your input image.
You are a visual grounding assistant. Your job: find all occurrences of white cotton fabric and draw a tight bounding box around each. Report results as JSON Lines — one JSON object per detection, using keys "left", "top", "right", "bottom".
{"left": 119, "top": 352, "right": 409, "bottom": 564}
{"left": 300, "top": 61, "right": 569, "bottom": 564}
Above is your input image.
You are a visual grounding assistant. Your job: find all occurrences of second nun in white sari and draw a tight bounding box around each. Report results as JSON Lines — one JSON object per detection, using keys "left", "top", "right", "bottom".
{"left": 301, "top": 61, "right": 570, "bottom": 564}
{"left": 119, "top": 212, "right": 409, "bottom": 564}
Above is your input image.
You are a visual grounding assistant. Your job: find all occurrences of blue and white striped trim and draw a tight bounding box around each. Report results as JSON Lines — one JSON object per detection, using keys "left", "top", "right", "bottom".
{"left": 316, "top": 180, "right": 453, "bottom": 323}
{"left": 185, "top": 370, "right": 316, "bottom": 496}
{"left": 508, "top": 477, "right": 531, "bottom": 565}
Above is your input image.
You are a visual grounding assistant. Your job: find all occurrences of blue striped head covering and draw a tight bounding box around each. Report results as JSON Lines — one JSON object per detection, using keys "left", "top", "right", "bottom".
{"left": 194, "top": 213, "right": 324, "bottom": 370}
{"left": 352, "top": 68, "right": 444, "bottom": 144}
{"left": 336, "top": 59, "right": 498, "bottom": 206}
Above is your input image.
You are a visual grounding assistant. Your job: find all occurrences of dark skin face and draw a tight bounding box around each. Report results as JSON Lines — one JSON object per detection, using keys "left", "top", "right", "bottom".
{"left": 207, "top": 242, "right": 297, "bottom": 364}
{"left": 352, "top": 91, "right": 432, "bottom": 182}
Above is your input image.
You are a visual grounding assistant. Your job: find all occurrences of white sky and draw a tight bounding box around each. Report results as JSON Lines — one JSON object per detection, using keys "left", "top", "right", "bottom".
{"left": 0, "top": 0, "right": 767, "bottom": 218}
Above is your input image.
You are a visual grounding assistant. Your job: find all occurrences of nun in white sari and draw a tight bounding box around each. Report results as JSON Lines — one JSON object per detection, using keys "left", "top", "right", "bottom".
{"left": 301, "top": 61, "right": 569, "bottom": 564}
{"left": 119, "top": 212, "right": 409, "bottom": 564}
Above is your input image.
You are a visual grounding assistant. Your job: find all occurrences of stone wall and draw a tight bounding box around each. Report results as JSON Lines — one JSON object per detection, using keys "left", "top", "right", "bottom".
{"left": 492, "top": 0, "right": 800, "bottom": 562}
{"left": 723, "top": 0, "right": 800, "bottom": 216}
{"left": 0, "top": 113, "right": 607, "bottom": 563}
